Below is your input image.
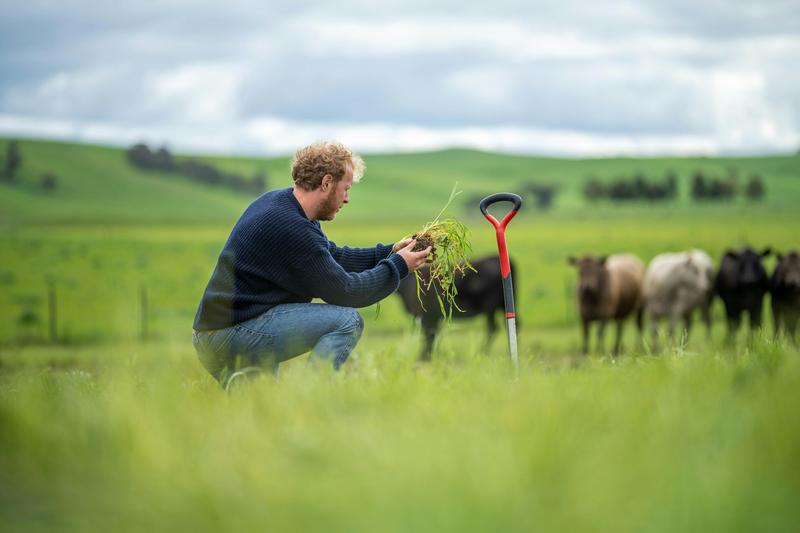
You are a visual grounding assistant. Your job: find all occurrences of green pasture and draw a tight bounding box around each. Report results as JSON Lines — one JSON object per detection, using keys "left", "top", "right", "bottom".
{"left": 1, "top": 138, "right": 800, "bottom": 531}
{"left": 0, "top": 214, "right": 795, "bottom": 346}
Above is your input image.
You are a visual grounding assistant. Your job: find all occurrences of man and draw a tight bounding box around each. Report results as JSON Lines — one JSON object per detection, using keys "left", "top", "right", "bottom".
{"left": 192, "top": 141, "right": 430, "bottom": 388}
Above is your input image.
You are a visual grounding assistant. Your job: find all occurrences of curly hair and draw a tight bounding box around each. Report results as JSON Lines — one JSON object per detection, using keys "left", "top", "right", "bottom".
{"left": 290, "top": 142, "right": 365, "bottom": 191}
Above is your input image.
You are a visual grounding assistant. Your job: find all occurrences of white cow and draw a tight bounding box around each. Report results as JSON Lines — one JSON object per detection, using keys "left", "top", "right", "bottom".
{"left": 643, "top": 249, "right": 714, "bottom": 347}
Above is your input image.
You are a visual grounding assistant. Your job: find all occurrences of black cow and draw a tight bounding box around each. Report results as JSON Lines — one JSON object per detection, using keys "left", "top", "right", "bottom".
{"left": 771, "top": 250, "right": 800, "bottom": 344}
{"left": 715, "top": 247, "right": 772, "bottom": 338}
{"left": 396, "top": 256, "right": 517, "bottom": 361}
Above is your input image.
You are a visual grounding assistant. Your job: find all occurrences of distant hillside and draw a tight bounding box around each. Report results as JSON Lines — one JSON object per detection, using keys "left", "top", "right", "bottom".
{"left": 1, "top": 137, "right": 798, "bottom": 224}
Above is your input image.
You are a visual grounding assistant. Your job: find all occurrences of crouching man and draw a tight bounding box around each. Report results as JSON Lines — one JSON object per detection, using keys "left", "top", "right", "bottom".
{"left": 192, "top": 142, "right": 430, "bottom": 388}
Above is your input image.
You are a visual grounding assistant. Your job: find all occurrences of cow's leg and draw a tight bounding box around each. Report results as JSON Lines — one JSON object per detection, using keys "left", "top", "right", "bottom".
{"left": 581, "top": 319, "right": 590, "bottom": 355}
{"left": 612, "top": 319, "right": 624, "bottom": 356}
{"left": 726, "top": 309, "right": 741, "bottom": 345}
{"left": 683, "top": 312, "right": 693, "bottom": 343}
{"left": 596, "top": 320, "right": 607, "bottom": 354}
{"left": 421, "top": 330, "right": 436, "bottom": 361}
{"left": 419, "top": 318, "right": 439, "bottom": 362}
{"left": 750, "top": 301, "right": 765, "bottom": 340}
{"left": 635, "top": 308, "right": 645, "bottom": 351}
{"left": 668, "top": 310, "right": 681, "bottom": 345}
{"left": 752, "top": 302, "right": 764, "bottom": 329}
{"left": 787, "top": 312, "right": 799, "bottom": 346}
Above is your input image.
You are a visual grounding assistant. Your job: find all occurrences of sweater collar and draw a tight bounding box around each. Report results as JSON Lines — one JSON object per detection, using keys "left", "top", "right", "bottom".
{"left": 285, "top": 187, "right": 309, "bottom": 221}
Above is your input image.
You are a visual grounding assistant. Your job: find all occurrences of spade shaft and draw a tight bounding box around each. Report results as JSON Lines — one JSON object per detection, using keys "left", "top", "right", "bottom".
{"left": 479, "top": 193, "right": 523, "bottom": 370}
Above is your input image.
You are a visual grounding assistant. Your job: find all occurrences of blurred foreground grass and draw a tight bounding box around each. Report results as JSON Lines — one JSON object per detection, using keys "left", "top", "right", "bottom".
{"left": 2, "top": 145, "right": 799, "bottom": 532}
{"left": 1, "top": 335, "right": 799, "bottom": 532}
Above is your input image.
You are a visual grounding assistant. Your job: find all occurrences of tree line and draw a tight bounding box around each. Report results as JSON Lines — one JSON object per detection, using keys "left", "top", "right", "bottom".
{"left": 583, "top": 170, "right": 765, "bottom": 202}
{"left": 1, "top": 140, "right": 60, "bottom": 192}
{"left": 126, "top": 143, "right": 268, "bottom": 195}
{"left": 463, "top": 181, "right": 559, "bottom": 215}
{"left": 690, "top": 171, "right": 765, "bottom": 201}
{"left": 584, "top": 173, "right": 679, "bottom": 202}
{"left": 463, "top": 167, "right": 768, "bottom": 214}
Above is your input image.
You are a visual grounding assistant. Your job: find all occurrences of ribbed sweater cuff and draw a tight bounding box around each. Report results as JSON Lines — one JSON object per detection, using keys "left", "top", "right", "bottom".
{"left": 386, "top": 253, "right": 410, "bottom": 279}
{"left": 376, "top": 243, "right": 394, "bottom": 260}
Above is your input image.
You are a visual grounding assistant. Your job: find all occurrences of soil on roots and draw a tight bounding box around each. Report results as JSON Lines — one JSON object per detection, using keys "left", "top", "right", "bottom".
{"left": 412, "top": 232, "right": 436, "bottom": 254}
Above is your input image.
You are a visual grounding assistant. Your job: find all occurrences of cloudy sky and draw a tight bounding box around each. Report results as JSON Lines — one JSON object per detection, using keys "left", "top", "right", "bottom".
{"left": 1, "top": 0, "right": 799, "bottom": 156}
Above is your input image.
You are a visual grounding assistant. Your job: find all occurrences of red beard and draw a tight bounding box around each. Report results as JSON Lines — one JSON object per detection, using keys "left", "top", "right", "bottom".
{"left": 317, "top": 188, "right": 339, "bottom": 221}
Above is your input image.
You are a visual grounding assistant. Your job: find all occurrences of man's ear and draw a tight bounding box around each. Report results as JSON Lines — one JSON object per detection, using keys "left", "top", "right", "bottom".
{"left": 320, "top": 174, "right": 334, "bottom": 192}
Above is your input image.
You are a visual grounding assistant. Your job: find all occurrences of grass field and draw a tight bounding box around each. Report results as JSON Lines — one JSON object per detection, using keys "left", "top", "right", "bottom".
{"left": 1, "top": 138, "right": 799, "bottom": 532}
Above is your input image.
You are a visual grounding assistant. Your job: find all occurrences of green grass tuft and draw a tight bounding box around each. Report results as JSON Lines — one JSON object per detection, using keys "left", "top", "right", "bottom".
{"left": 411, "top": 184, "right": 475, "bottom": 318}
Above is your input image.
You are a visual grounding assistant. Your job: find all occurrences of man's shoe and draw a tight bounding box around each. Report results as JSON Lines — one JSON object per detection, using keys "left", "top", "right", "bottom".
{"left": 224, "top": 366, "right": 264, "bottom": 392}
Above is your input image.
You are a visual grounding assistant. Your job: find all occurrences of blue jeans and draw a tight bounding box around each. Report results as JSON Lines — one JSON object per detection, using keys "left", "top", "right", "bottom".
{"left": 192, "top": 303, "right": 364, "bottom": 383}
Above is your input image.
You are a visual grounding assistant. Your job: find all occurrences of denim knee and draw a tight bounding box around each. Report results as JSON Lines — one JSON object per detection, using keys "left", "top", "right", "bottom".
{"left": 343, "top": 308, "right": 364, "bottom": 336}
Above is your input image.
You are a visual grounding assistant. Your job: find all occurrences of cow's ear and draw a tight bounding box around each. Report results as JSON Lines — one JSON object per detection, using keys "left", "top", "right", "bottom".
{"left": 567, "top": 256, "right": 577, "bottom": 266}
{"left": 761, "top": 247, "right": 772, "bottom": 257}
{"left": 775, "top": 252, "right": 784, "bottom": 262}
{"left": 599, "top": 256, "right": 608, "bottom": 265}
{"left": 724, "top": 249, "right": 738, "bottom": 259}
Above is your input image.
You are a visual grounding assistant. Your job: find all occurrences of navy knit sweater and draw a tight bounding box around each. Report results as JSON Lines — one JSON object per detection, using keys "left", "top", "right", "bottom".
{"left": 193, "top": 187, "right": 409, "bottom": 331}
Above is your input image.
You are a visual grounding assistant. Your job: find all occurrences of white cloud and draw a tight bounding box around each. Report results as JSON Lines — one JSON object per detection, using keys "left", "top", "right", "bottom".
{"left": 5, "top": 68, "right": 122, "bottom": 117}
{"left": 444, "top": 67, "right": 517, "bottom": 108}
{"left": 293, "top": 16, "right": 608, "bottom": 60}
{"left": 1, "top": 1, "right": 799, "bottom": 155}
{"left": 147, "top": 63, "right": 246, "bottom": 123}
{"left": 2, "top": 113, "right": 797, "bottom": 157}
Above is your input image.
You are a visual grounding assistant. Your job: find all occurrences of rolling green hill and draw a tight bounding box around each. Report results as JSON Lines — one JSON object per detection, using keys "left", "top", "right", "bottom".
{"left": 1, "top": 137, "right": 798, "bottom": 225}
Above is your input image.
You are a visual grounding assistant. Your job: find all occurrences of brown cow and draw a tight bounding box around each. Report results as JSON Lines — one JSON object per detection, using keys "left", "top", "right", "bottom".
{"left": 771, "top": 250, "right": 800, "bottom": 344}
{"left": 568, "top": 254, "right": 645, "bottom": 355}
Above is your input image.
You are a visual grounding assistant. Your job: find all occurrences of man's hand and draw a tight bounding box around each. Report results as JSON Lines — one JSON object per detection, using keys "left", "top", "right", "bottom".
{"left": 392, "top": 236, "right": 413, "bottom": 253}
{"left": 395, "top": 240, "right": 431, "bottom": 273}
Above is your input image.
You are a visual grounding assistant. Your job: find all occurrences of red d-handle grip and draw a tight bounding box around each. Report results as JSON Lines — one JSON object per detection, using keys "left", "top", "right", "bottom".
{"left": 479, "top": 193, "right": 522, "bottom": 278}
{"left": 479, "top": 193, "right": 522, "bottom": 231}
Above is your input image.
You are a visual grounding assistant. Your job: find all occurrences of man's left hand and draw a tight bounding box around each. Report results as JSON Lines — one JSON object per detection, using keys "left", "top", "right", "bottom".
{"left": 392, "top": 236, "right": 413, "bottom": 253}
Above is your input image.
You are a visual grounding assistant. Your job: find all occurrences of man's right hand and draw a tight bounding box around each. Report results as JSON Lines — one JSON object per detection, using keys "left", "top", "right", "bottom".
{"left": 395, "top": 240, "right": 432, "bottom": 273}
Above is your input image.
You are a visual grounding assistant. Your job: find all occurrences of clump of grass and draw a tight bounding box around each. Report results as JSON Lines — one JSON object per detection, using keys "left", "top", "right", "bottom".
{"left": 411, "top": 184, "right": 475, "bottom": 318}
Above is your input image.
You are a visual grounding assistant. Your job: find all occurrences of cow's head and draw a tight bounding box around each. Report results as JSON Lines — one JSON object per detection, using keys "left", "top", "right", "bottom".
{"left": 726, "top": 247, "right": 771, "bottom": 288}
{"left": 568, "top": 255, "right": 607, "bottom": 301}
{"left": 679, "top": 254, "right": 711, "bottom": 292}
{"left": 775, "top": 250, "right": 800, "bottom": 289}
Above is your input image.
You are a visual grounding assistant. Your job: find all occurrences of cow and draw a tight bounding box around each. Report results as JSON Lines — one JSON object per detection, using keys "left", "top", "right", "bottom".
{"left": 568, "top": 254, "right": 645, "bottom": 356}
{"left": 396, "top": 255, "right": 516, "bottom": 361}
{"left": 771, "top": 250, "right": 800, "bottom": 344}
{"left": 715, "top": 247, "right": 772, "bottom": 339}
{"left": 642, "top": 249, "right": 714, "bottom": 350}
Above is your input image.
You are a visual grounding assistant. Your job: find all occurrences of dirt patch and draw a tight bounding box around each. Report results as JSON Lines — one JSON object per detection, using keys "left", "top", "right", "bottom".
{"left": 412, "top": 232, "right": 436, "bottom": 255}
